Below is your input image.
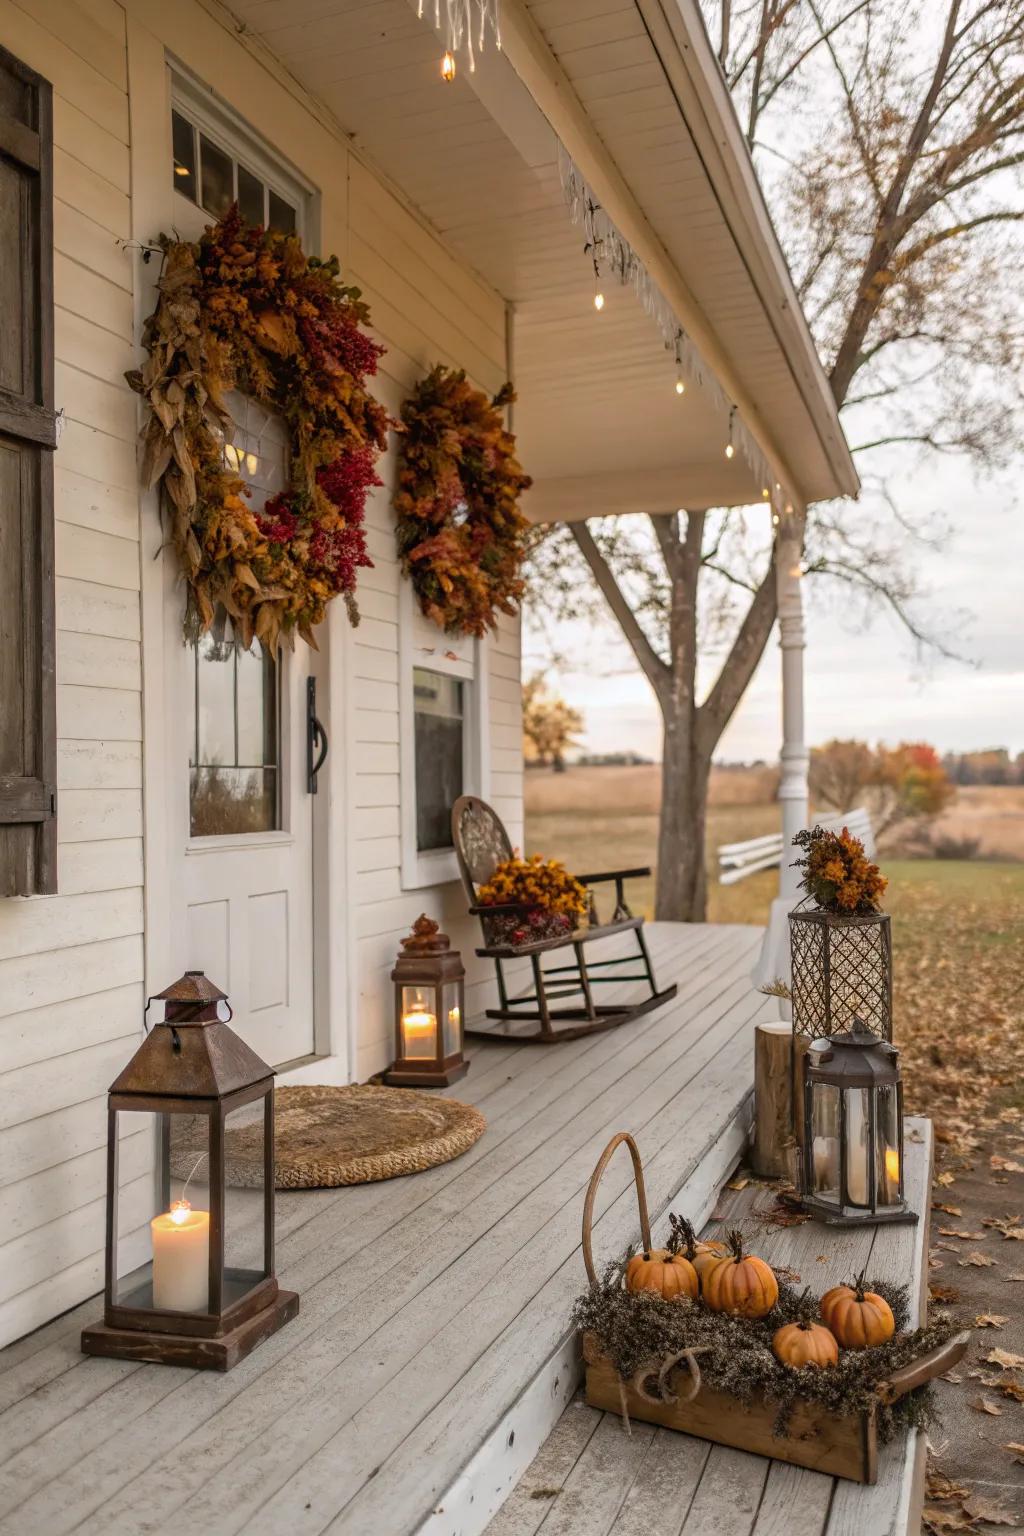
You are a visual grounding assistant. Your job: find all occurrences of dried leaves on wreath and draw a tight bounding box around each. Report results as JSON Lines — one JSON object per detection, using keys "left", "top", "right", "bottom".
{"left": 129, "top": 207, "right": 391, "bottom": 651}
{"left": 394, "top": 366, "right": 532, "bottom": 638}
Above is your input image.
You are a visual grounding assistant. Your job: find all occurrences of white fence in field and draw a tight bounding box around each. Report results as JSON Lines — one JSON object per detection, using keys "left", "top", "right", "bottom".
{"left": 718, "top": 806, "right": 876, "bottom": 885}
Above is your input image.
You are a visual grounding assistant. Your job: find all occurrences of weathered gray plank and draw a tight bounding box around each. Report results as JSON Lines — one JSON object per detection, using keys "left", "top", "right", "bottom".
{"left": 483, "top": 1398, "right": 603, "bottom": 1536}
{"left": 610, "top": 1425, "right": 711, "bottom": 1535}
{"left": 519, "top": 1412, "right": 657, "bottom": 1536}
{"left": 678, "top": 1444, "right": 769, "bottom": 1535}
{"left": 0, "top": 928, "right": 762, "bottom": 1536}
{"left": 751, "top": 1461, "right": 833, "bottom": 1535}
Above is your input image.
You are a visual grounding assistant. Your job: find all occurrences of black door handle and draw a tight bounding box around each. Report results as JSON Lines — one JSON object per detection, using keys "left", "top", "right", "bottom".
{"left": 306, "top": 676, "right": 328, "bottom": 794}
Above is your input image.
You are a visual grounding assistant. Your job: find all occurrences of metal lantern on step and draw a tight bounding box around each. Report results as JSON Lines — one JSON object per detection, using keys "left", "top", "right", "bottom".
{"left": 384, "top": 915, "right": 468, "bottom": 1087}
{"left": 801, "top": 1020, "right": 916, "bottom": 1226}
{"left": 81, "top": 970, "right": 298, "bottom": 1370}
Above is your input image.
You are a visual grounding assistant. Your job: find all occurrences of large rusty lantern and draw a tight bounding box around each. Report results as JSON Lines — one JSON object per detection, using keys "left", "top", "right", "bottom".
{"left": 384, "top": 915, "right": 468, "bottom": 1087}
{"left": 81, "top": 971, "right": 297, "bottom": 1370}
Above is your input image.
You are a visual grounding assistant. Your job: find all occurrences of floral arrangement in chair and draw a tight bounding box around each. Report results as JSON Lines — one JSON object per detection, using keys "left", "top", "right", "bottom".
{"left": 792, "top": 825, "right": 887, "bottom": 914}
{"left": 476, "top": 854, "right": 588, "bottom": 948}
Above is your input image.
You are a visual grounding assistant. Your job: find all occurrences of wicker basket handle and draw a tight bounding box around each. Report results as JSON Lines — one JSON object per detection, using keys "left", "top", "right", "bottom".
{"left": 582, "top": 1132, "right": 653, "bottom": 1288}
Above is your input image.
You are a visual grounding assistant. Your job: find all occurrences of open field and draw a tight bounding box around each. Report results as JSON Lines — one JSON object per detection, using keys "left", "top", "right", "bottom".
{"left": 525, "top": 765, "right": 1024, "bottom": 925}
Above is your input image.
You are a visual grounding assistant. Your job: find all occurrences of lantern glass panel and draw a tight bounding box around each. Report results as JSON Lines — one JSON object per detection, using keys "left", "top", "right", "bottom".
{"left": 843, "top": 1087, "right": 873, "bottom": 1208}
{"left": 114, "top": 1110, "right": 212, "bottom": 1314}
{"left": 876, "top": 1082, "right": 901, "bottom": 1204}
{"left": 400, "top": 986, "right": 438, "bottom": 1060}
{"left": 223, "top": 1098, "right": 270, "bottom": 1306}
{"left": 809, "top": 1082, "right": 840, "bottom": 1201}
{"left": 442, "top": 980, "right": 462, "bottom": 1057}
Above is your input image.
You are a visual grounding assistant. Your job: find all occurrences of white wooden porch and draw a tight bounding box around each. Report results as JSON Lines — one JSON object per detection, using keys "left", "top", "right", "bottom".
{"left": 0, "top": 922, "right": 771, "bottom": 1536}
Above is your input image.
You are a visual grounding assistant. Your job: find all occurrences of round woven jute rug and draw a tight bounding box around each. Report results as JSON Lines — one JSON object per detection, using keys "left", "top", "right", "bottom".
{"left": 170, "top": 1084, "right": 486, "bottom": 1189}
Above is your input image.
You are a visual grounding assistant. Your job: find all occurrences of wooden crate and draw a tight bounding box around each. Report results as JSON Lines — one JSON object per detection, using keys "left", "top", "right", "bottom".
{"left": 583, "top": 1330, "right": 968, "bottom": 1485}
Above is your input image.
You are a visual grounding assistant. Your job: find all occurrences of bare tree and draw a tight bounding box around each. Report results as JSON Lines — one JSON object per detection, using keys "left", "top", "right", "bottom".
{"left": 528, "top": 0, "right": 1024, "bottom": 921}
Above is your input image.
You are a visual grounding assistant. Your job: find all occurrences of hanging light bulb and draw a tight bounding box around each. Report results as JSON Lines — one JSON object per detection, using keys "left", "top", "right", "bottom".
{"left": 761, "top": 486, "right": 770, "bottom": 500}
{"left": 674, "top": 376, "right": 685, "bottom": 396}
{"left": 594, "top": 289, "right": 605, "bottom": 312}
{"left": 725, "top": 405, "right": 736, "bottom": 459}
{"left": 592, "top": 255, "right": 605, "bottom": 311}
{"left": 441, "top": 49, "right": 456, "bottom": 82}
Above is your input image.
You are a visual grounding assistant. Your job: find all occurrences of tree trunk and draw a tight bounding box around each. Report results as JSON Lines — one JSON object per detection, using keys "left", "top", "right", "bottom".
{"left": 655, "top": 700, "right": 711, "bottom": 922}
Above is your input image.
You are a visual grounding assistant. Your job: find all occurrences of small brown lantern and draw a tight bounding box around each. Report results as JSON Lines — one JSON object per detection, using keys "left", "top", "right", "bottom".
{"left": 81, "top": 971, "right": 297, "bottom": 1371}
{"left": 801, "top": 1019, "right": 916, "bottom": 1227}
{"left": 384, "top": 915, "right": 468, "bottom": 1087}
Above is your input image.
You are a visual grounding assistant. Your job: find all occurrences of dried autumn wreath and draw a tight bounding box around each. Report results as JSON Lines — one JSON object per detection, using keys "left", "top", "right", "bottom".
{"left": 128, "top": 207, "right": 391, "bottom": 650}
{"left": 393, "top": 365, "right": 532, "bottom": 637}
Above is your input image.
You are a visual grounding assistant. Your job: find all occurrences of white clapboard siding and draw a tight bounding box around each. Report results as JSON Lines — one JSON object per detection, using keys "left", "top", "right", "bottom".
{"left": 0, "top": 0, "right": 522, "bottom": 1349}
{"left": 0, "top": 0, "right": 146, "bottom": 1349}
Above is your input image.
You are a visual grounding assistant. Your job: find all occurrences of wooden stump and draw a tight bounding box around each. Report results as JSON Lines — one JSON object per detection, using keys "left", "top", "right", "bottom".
{"left": 753, "top": 1022, "right": 796, "bottom": 1178}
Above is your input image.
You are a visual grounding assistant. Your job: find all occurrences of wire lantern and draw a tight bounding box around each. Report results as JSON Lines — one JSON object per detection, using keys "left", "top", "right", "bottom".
{"left": 789, "top": 905, "right": 893, "bottom": 1042}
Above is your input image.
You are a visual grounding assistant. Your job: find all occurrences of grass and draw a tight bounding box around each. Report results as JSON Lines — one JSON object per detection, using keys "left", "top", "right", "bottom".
{"left": 526, "top": 766, "right": 1024, "bottom": 1131}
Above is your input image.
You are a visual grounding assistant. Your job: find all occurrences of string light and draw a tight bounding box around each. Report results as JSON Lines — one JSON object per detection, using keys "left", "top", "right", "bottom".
{"left": 675, "top": 377, "right": 685, "bottom": 395}
{"left": 673, "top": 331, "right": 685, "bottom": 395}
{"left": 441, "top": 50, "right": 456, "bottom": 81}
{"left": 420, "top": 0, "right": 501, "bottom": 80}
{"left": 761, "top": 486, "right": 770, "bottom": 500}
{"left": 586, "top": 242, "right": 605, "bottom": 311}
{"left": 725, "top": 405, "right": 736, "bottom": 459}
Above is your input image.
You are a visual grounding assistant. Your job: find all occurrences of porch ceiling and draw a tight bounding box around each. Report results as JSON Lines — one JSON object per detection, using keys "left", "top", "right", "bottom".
{"left": 227, "top": 0, "right": 858, "bottom": 521}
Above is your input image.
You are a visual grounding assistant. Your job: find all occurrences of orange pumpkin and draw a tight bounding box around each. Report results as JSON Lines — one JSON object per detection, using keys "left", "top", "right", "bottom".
{"left": 773, "top": 1320, "right": 839, "bottom": 1369}
{"left": 820, "top": 1274, "right": 895, "bottom": 1349}
{"left": 702, "top": 1230, "right": 779, "bottom": 1319}
{"left": 625, "top": 1248, "right": 698, "bottom": 1301}
{"left": 665, "top": 1216, "right": 727, "bottom": 1295}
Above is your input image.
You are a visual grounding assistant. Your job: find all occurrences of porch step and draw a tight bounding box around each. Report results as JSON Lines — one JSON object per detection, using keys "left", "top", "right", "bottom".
{"left": 481, "top": 1118, "right": 933, "bottom": 1536}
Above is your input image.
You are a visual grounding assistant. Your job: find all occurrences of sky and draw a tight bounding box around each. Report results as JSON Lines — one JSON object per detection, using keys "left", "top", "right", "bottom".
{"left": 522, "top": 449, "right": 1024, "bottom": 764}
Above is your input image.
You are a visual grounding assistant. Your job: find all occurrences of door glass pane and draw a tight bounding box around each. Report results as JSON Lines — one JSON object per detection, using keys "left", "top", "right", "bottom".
{"left": 237, "top": 163, "right": 265, "bottom": 227}
{"left": 171, "top": 110, "right": 197, "bottom": 203}
{"left": 189, "top": 394, "right": 286, "bottom": 838}
{"left": 413, "top": 670, "right": 464, "bottom": 852}
{"left": 200, "top": 132, "right": 233, "bottom": 218}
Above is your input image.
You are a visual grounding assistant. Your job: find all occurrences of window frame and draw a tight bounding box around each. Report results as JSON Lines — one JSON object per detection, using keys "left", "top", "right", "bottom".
{"left": 399, "top": 593, "right": 490, "bottom": 891}
{"left": 169, "top": 68, "right": 315, "bottom": 245}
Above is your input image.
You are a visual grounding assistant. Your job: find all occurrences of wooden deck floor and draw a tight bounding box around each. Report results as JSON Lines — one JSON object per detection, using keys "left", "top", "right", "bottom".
{"left": 486, "top": 1119, "right": 933, "bottom": 1536}
{"left": 0, "top": 922, "right": 771, "bottom": 1536}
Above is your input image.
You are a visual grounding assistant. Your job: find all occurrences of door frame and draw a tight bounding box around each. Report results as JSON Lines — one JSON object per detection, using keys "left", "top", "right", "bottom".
{"left": 129, "top": 26, "right": 352, "bottom": 1085}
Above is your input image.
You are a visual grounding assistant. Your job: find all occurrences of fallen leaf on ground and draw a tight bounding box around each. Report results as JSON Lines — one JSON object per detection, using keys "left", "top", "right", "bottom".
{"left": 964, "top": 1495, "right": 1020, "bottom": 1526}
{"left": 975, "top": 1315, "right": 1009, "bottom": 1328}
{"left": 971, "top": 1396, "right": 1004, "bottom": 1414}
{"left": 998, "top": 1378, "right": 1024, "bottom": 1403}
{"left": 1003, "top": 1229, "right": 1024, "bottom": 1241}
{"left": 960, "top": 1251, "right": 997, "bottom": 1267}
{"left": 937, "top": 1172, "right": 957, "bottom": 1186}
{"left": 931, "top": 1285, "right": 962, "bottom": 1303}
{"left": 986, "top": 1349, "right": 1024, "bottom": 1369}
{"left": 1009, "top": 1273, "right": 1024, "bottom": 1281}
{"left": 941, "top": 1370, "right": 964, "bottom": 1383}
{"left": 923, "top": 1506, "right": 974, "bottom": 1534}
{"left": 940, "top": 1228, "right": 987, "bottom": 1239}
{"left": 991, "top": 1155, "right": 1024, "bottom": 1173}
{"left": 726, "top": 1176, "right": 749, "bottom": 1191}
{"left": 934, "top": 1203, "right": 963, "bottom": 1217}
{"left": 1004, "top": 1445, "right": 1024, "bottom": 1464}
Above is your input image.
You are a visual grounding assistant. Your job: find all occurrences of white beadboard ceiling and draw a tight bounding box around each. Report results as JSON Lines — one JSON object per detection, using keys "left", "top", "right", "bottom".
{"left": 226, "top": 0, "right": 857, "bottom": 520}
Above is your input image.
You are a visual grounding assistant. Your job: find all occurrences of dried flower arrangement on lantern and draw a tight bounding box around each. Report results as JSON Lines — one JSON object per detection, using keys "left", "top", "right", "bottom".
{"left": 394, "top": 365, "right": 532, "bottom": 638}
{"left": 128, "top": 207, "right": 391, "bottom": 651}
{"left": 792, "top": 825, "right": 887, "bottom": 914}
{"left": 475, "top": 854, "right": 588, "bottom": 947}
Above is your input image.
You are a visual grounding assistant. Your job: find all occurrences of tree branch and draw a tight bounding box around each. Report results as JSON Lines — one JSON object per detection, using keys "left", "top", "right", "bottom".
{"left": 570, "top": 521, "right": 671, "bottom": 704}
{"left": 698, "top": 545, "right": 779, "bottom": 754}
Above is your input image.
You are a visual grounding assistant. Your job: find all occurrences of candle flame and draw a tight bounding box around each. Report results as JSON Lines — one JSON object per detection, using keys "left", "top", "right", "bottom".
{"left": 885, "top": 1148, "right": 900, "bottom": 1183}
{"left": 170, "top": 1199, "right": 192, "bottom": 1225}
{"left": 441, "top": 50, "right": 456, "bottom": 82}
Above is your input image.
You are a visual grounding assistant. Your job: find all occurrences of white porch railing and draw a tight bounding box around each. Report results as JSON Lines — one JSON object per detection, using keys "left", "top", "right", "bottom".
{"left": 718, "top": 806, "right": 876, "bottom": 885}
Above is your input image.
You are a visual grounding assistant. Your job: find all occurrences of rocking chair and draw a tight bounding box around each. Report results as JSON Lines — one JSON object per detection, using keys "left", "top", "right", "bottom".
{"left": 451, "top": 795, "right": 678, "bottom": 1042}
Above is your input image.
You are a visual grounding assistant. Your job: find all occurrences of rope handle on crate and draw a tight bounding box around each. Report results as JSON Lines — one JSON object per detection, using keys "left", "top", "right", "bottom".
{"left": 582, "top": 1131, "right": 652, "bottom": 1288}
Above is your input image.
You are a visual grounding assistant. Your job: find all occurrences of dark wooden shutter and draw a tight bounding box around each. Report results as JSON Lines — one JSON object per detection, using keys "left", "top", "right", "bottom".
{"left": 0, "top": 43, "right": 56, "bottom": 896}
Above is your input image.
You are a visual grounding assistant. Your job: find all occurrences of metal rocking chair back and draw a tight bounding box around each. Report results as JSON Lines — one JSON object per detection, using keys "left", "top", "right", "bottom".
{"left": 451, "top": 795, "right": 677, "bottom": 1043}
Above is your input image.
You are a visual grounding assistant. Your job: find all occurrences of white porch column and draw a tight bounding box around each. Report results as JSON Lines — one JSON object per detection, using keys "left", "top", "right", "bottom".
{"left": 776, "top": 515, "right": 810, "bottom": 894}
{"left": 751, "top": 511, "right": 809, "bottom": 1001}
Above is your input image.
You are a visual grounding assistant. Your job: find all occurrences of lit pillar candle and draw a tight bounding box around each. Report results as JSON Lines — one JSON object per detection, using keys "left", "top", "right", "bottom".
{"left": 151, "top": 1200, "right": 209, "bottom": 1312}
{"left": 401, "top": 1008, "right": 437, "bottom": 1060}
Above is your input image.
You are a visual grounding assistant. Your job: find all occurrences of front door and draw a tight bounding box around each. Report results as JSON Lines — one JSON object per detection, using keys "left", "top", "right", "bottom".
{"left": 176, "top": 394, "right": 317, "bottom": 1068}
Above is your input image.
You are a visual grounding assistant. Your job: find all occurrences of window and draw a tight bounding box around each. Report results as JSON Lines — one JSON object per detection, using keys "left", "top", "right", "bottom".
{"left": 188, "top": 391, "right": 286, "bottom": 838}
{"left": 171, "top": 104, "right": 298, "bottom": 233}
{"left": 413, "top": 670, "right": 465, "bottom": 852}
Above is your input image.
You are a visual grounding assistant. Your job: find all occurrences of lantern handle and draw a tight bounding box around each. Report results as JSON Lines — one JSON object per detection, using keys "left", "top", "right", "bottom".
{"left": 142, "top": 997, "right": 234, "bottom": 1031}
{"left": 582, "top": 1131, "right": 652, "bottom": 1289}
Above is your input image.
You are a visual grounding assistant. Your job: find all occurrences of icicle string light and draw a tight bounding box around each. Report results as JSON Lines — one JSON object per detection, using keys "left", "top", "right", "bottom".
{"left": 419, "top": 0, "right": 501, "bottom": 77}
{"left": 559, "top": 143, "right": 786, "bottom": 511}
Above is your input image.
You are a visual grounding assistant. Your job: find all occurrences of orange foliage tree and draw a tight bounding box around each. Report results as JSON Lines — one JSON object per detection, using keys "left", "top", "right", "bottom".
{"left": 811, "top": 739, "right": 954, "bottom": 839}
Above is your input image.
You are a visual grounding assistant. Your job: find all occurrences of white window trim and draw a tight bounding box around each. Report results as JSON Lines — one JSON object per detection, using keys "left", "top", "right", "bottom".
{"left": 169, "top": 64, "right": 319, "bottom": 247}
{"left": 399, "top": 582, "right": 491, "bottom": 891}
